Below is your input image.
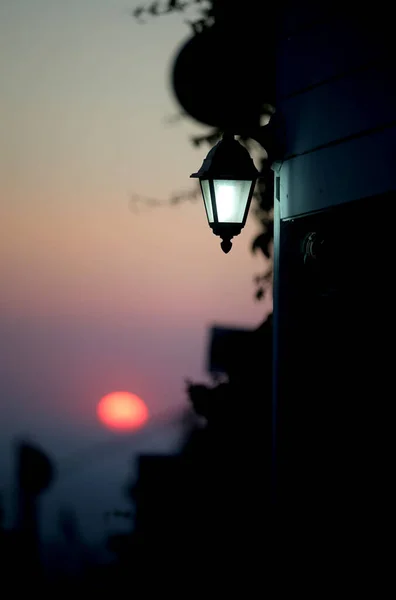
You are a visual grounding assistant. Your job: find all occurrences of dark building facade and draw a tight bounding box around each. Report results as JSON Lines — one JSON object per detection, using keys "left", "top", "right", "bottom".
{"left": 273, "top": 2, "right": 395, "bottom": 586}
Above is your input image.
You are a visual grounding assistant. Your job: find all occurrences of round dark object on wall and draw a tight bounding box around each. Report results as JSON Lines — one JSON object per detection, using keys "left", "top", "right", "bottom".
{"left": 171, "top": 25, "right": 275, "bottom": 131}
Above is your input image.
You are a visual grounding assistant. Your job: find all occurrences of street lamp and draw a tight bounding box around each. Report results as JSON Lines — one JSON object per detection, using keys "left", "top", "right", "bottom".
{"left": 191, "top": 133, "right": 260, "bottom": 253}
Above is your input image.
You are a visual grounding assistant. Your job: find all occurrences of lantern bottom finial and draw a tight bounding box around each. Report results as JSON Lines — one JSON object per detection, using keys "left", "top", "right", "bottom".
{"left": 220, "top": 238, "right": 233, "bottom": 254}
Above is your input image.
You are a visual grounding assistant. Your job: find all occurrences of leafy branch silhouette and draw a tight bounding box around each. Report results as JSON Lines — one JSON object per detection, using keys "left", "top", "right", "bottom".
{"left": 132, "top": 0, "right": 214, "bottom": 31}
{"left": 130, "top": 1, "right": 274, "bottom": 301}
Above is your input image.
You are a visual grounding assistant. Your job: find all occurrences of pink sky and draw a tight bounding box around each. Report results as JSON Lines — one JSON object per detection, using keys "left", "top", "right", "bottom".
{"left": 0, "top": 1, "right": 269, "bottom": 458}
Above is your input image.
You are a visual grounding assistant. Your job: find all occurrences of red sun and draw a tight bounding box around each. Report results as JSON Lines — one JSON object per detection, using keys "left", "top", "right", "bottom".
{"left": 97, "top": 391, "right": 149, "bottom": 432}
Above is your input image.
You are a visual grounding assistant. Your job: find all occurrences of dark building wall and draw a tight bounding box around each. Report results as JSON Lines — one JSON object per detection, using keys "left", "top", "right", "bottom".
{"left": 273, "top": 4, "right": 395, "bottom": 584}
{"left": 275, "top": 6, "right": 396, "bottom": 218}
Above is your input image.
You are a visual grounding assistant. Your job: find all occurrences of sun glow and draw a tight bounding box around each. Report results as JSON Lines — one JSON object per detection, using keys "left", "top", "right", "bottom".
{"left": 97, "top": 391, "right": 149, "bottom": 431}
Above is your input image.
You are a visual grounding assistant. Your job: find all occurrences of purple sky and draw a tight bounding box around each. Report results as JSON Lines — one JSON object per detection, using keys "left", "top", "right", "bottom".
{"left": 0, "top": 1, "right": 270, "bottom": 540}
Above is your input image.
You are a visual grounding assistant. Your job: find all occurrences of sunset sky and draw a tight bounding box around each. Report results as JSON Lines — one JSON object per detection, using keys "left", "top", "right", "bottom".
{"left": 0, "top": 1, "right": 268, "bottom": 538}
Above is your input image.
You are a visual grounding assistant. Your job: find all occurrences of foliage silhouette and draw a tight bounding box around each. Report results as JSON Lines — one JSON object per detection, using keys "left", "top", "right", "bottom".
{"left": 131, "top": 0, "right": 277, "bottom": 301}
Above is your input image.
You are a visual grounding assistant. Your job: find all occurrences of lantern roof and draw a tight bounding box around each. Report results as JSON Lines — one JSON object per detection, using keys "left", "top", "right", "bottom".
{"left": 190, "top": 134, "right": 260, "bottom": 181}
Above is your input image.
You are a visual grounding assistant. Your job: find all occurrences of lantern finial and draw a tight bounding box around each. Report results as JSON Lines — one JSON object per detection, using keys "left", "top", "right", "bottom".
{"left": 220, "top": 238, "right": 233, "bottom": 254}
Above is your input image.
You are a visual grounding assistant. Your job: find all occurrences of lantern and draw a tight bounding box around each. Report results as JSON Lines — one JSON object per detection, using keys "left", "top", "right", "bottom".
{"left": 191, "top": 133, "right": 260, "bottom": 253}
